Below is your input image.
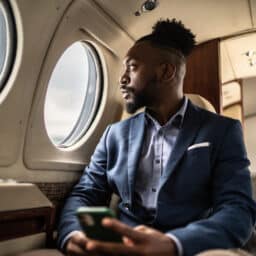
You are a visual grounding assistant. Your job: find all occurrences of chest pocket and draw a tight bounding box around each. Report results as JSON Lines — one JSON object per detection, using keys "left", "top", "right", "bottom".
{"left": 162, "top": 146, "right": 211, "bottom": 203}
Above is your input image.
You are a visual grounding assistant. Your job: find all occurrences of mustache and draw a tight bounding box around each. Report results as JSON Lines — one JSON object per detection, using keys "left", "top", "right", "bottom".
{"left": 120, "top": 85, "right": 134, "bottom": 94}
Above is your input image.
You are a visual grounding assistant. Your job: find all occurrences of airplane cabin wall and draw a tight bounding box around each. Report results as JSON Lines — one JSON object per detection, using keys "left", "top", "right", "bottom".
{"left": 0, "top": 0, "right": 133, "bottom": 254}
{"left": 0, "top": 0, "right": 133, "bottom": 183}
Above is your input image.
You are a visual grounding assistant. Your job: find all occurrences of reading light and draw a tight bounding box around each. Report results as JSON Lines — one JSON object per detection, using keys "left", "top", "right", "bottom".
{"left": 249, "top": 59, "right": 256, "bottom": 67}
{"left": 244, "top": 50, "right": 256, "bottom": 57}
{"left": 243, "top": 50, "right": 256, "bottom": 67}
{"left": 134, "top": 0, "right": 159, "bottom": 16}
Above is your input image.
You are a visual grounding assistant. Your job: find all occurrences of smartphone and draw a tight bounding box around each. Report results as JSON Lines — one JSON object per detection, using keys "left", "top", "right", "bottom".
{"left": 76, "top": 206, "right": 122, "bottom": 242}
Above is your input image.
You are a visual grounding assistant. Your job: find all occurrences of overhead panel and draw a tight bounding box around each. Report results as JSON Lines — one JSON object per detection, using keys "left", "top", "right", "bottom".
{"left": 222, "top": 33, "right": 256, "bottom": 80}
{"left": 94, "top": 0, "right": 253, "bottom": 43}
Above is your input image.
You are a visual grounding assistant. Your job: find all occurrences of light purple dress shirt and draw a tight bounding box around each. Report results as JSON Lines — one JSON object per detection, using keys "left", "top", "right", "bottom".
{"left": 134, "top": 97, "right": 188, "bottom": 255}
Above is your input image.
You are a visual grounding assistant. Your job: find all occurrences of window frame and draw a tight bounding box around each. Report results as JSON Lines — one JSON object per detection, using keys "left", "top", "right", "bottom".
{"left": 0, "top": 0, "right": 16, "bottom": 92}
{"left": 44, "top": 41, "right": 103, "bottom": 148}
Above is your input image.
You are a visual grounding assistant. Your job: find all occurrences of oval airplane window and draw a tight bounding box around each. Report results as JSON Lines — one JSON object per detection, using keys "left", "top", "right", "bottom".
{"left": 44, "top": 41, "right": 102, "bottom": 147}
{"left": 0, "top": 0, "right": 15, "bottom": 91}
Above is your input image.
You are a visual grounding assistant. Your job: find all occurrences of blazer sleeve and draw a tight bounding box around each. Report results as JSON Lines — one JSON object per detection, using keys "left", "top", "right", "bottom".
{"left": 168, "top": 120, "right": 256, "bottom": 256}
{"left": 57, "top": 125, "right": 113, "bottom": 249}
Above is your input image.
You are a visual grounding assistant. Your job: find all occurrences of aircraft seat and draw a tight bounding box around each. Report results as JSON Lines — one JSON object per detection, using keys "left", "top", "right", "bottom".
{"left": 186, "top": 93, "right": 216, "bottom": 113}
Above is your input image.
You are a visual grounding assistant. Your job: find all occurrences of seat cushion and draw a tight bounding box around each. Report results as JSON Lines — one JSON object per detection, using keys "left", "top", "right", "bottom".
{"left": 15, "top": 249, "right": 64, "bottom": 256}
{"left": 196, "top": 249, "right": 253, "bottom": 256}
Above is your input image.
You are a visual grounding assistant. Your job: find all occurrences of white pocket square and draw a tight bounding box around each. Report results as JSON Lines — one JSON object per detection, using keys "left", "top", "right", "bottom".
{"left": 187, "top": 142, "right": 210, "bottom": 151}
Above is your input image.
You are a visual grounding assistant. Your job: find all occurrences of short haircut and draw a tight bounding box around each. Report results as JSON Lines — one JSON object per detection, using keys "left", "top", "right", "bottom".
{"left": 136, "top": 18, "right": 196, "bottom": 57}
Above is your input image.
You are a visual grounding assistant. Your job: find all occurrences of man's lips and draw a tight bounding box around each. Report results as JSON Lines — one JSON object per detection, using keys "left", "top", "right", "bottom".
{"left": 120, "top": 89, "right": 132, "bottom": 100}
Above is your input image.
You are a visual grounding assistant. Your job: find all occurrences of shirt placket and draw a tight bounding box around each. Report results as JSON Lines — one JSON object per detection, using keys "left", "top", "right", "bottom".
{"left": 152, "top": 129, "right": 164, "bottom": 205}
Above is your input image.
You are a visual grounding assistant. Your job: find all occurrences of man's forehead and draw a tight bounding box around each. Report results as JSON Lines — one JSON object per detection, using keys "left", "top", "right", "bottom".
{"left": 123, "top": 41, "right": 159, "bottom": 63}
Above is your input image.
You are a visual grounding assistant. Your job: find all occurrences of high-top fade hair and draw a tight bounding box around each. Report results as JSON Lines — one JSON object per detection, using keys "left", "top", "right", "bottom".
{"left": 136, "top": 18, "right": 196, "bottom": 57}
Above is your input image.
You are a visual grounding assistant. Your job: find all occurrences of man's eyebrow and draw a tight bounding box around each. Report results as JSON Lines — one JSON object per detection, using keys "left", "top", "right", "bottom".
{"left": 123, "top": 57, "right": 138, "bottom": 65}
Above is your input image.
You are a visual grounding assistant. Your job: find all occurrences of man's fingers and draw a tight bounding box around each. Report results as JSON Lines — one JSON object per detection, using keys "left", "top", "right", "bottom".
{"left": 70, "top": 231, "right": 88, "bottom": 249}
{"left": 86, "top": 240, "right": 140, "bottom": 256}
{"left": 66, "top": 242, "right": 88, "bottom": 256}
{"left": 134, "top": 225, "right": 147, "bottom": 232}
{"left": 134, "top": 225, "right": 154, "bottom": 234}
{"left": 122, "top": 236, "right": 134, "bottom": 246}
{"left": 102, "top": 218, "right": 145, "bottom": 242}
{"left": 66, "top": 231, "right": 89, "bottom": 255}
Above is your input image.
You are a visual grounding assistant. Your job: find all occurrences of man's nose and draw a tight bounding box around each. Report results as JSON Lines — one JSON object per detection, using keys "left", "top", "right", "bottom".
{"left": 119, "top": 73, "right": 130, "bottom": 87}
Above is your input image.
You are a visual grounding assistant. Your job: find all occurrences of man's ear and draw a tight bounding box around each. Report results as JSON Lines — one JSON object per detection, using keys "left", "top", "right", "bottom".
{"left": 159, "top": 63, "right": 176, "bottom": 82}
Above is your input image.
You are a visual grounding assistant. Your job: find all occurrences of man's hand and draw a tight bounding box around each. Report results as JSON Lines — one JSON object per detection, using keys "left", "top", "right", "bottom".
{"left": 65, "top": 231, "right": 92, "bottom": 256}
{"left": 86, "top": 218, "right": 177, "bottom": 256}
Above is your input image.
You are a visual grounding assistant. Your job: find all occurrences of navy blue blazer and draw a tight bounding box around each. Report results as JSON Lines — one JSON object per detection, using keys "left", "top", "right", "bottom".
{"left": 58, "top": 100, "right": 256, "bottom": 255}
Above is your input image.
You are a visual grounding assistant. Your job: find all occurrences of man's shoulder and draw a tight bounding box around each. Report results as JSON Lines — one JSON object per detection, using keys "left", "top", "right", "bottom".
{"left": 102, "top": 112, "right": 144, "bottom": 139}
{"left": 110, "top": 112, "right": 145, "bottom": 128}
{"left": 192, "top": 103, "right": 241, "bottom": 127}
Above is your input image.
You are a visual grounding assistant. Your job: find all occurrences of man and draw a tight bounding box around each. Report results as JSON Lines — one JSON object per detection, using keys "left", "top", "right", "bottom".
{"left": 58, "top": 19, "right": 256, "bottom": 256}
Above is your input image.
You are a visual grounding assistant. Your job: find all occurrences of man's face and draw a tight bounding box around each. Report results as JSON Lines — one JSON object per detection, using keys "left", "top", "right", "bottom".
{"left": 119, "top": 41, "right": 162, "bottom": 114}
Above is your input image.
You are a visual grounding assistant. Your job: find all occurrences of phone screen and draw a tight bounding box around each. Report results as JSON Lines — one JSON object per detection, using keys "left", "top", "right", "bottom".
{"left": 77, "top": 207, "right": 122, "bottom": 242}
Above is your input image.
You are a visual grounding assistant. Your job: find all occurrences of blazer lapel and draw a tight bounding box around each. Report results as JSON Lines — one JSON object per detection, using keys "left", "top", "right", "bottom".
{"left": 127, "top": 113, "right": 145, "bottom": 203}
{"left": 161, "top": 101, "right": 202, "bottom": 183}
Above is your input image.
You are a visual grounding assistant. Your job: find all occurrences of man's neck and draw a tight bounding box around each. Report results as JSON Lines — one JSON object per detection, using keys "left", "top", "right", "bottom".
{"left": 147, "top": 96, "right": 184, "bottom": 126}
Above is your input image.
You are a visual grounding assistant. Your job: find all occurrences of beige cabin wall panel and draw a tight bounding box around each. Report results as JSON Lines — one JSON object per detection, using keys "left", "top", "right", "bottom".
{"left": 74, "top": 0, "right": 134, "bottom": 57}
{"left": 22, "top": 0, "right": 132, "bottom": 180}
{"left": 0, "top": 0, "right": 72, "bottom": 167}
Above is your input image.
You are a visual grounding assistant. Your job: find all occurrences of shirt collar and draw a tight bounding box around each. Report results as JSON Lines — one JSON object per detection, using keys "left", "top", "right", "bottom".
{"left": 145, "top": 96, "right": 188, "bottom": 130}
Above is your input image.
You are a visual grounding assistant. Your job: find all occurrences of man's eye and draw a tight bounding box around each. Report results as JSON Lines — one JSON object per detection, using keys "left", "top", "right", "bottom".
{"left": 128, "top": 64, "right": 137, "bottom": 70}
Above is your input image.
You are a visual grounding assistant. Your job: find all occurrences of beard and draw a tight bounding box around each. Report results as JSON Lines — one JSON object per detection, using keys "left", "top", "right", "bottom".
{"left": 125, "top": 93, "right": 145, "bottom": 114}
{"left": 124, "top": 75, "right": 157, "bottom": 114}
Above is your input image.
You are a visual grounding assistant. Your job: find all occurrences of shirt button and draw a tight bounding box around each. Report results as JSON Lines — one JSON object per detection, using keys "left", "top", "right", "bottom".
{"left": 155, "top": 159, "right": 160, "bottom": 164}
{"left": 124, "top": 203, "right": 130, "bottom": 210}
{"left": 152, "top": 188, "right": 156, "bottom": 192}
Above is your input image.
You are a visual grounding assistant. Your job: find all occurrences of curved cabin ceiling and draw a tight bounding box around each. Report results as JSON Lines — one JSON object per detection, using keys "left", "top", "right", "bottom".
{"left": 94, "top": 0, "right": 256, "bottom": 80}
{"left": 94, "top": 0, "right": 256, "bottom": 43}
